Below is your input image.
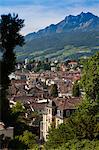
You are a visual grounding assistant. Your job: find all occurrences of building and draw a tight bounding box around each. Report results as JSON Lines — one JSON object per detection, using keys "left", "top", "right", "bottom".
{"left": 68, "top": 61, "right": 78, "bottom": 69}
{"left": 51, "top": 63, "right": 56, "bottom": 72}
{"left": 61, "top": 63, "right": 67, "bottom": 72}
{"left": 25, "top": 58, "right": 29, "bottom": 65}
{"left": 41, "top": 97, "right": 81, "bottom": 141}
{"left": 0, "top": 122, "right": 14, "bottom": 149}
{"left": 42, "top": 100, "right": 57, "bottom": 141}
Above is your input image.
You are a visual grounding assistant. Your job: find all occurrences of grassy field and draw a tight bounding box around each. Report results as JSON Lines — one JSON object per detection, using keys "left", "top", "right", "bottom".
{"left": 16, "top": 45, "right": 99, "bottom": 61}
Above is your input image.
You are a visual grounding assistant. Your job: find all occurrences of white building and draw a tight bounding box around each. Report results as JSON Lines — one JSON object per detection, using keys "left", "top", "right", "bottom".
{"left": 42, "top": 100, "right": 56, "bottom": 141}
{"left": 25, "top": 58, "right": 29, "bottom": 64}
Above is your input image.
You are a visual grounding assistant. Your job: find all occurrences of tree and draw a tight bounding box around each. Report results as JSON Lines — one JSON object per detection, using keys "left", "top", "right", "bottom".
{"left": 45, "top": 99, "right": 99, "bottom": 149}
{"left": 16, "top": 130, "right": 38, "bottom": 149}
{"left": 56, "top": 139, "right": 99, "bottom": 150}
{"left": 0, "top": 13, "right": 24, "bottom": 125}
{"left": 45, "top": 123, "right": 73, "bottom": 149}
{"left": 72, "top": 81, "right": 80, "bottom": 97}
{"left": 45, "top": 53, "right": 99, "bottom": 150}
{"left": 12, "top": 101, "right": 25, "bottom": 114}
{"left": 50, "top": 84, "right": 58, "bottom": 97}
{"left": 81, "top": 52, "right": 99, "bottom": 100}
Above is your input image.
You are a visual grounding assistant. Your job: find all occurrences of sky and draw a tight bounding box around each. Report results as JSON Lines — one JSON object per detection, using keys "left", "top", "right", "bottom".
{"left": 0, "top": 0, "right": 99, "bottom": 35}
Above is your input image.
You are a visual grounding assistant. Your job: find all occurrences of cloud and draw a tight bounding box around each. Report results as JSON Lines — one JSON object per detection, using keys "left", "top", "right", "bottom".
{"left": 0, "top": 5, "right": 67, "bottom": 35}
{"left": 0, "top": 0, "right": 99, "bottom": 35}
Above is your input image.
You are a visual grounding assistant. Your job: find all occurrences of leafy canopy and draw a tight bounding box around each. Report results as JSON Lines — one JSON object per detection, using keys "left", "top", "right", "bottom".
{"left": 81, "top": 52, "right": 99, "bottom": 100}
{"left": 50, "top": 84, "right": 58, "bottom": 97}
{"left": 72, "top": 80, "right": 80, "bottom": 97}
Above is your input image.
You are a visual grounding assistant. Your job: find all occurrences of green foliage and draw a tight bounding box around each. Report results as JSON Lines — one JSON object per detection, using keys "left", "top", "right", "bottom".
{"left": 45, "top": 99, "right": 99, "bottom": 149}
{"left": 9, "top": 104, "right": 28, "bottom": 136}
{"left": 72, "top": 81, "right": 80, "bottom": 97}
{"left": 16, "top": 130, "right": 38, "bottom": 149}
{"left": 31, "top": 111, "right": 42, "bottom": 126}
{"left": 9, "top": 130, "right": 38, "bottom": 150}
{"left": 10, "top": 101, "right": 25, "bottom": 121}
{"left": 9, "top": 137, "right": 26, "bottom": 150}
{"left": 54, "top": 139, "right": 99, "bottom": 150}
{"left": 45, "top": 127, "right": 62, "bottom": 149}
{"left": 50, "top": 84, "right": 58, "bottom": 97}
{"left": 34, "top": 61, "right": 51, "bottom": 72}
{"left": 11, "top": 101, "right": 25, "bottom": 114}
{"left": 81, "top": 52, "right": 99, "bottom": 100}
{"left": 70, "top": 100, "right": 99, "bottom": 140}
{"left": 45, "top": 123, "right": 75, "bottom": 149}
{"left": 16, "top": 31, "right": 99, "bottom": 61}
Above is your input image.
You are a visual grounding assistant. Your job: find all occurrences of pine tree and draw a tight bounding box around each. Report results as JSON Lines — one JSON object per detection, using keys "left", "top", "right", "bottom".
{"left": 0, "top": 13, "right": 24, "bottom": 125}
{"left": 50, "top": 84, "right": 58, "bottom": 97}
{"left": 72, "top": 81, "right": 80, "bottom": 97}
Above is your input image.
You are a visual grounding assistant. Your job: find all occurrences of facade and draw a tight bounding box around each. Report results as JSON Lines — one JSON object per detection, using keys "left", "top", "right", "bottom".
{"left": 51, "top": 63, "right": 56, "bottom": 72}
{"left": 68, "top": 61, "right": 78, "bottom": 69}
{"left": 0, "top": 122, "right": 14, "bottom": 149}
{"left": 41, "top": 97, "right": 81, "bottom": 141}
{"left": 42, "top": 100, "right": 56, "bottom": 141}
{"left": 55, "top": 108, "right": 75, "bottom": 128}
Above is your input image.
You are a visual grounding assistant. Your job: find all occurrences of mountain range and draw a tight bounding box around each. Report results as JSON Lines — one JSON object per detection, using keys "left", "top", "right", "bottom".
{"left": 16, "top": 12, "right": 99, "bottom": 61}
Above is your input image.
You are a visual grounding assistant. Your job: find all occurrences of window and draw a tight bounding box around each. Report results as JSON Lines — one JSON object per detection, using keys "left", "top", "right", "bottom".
{"left": 66, "top": 110, "right": 70, "bottom": 117}
{"left": 47, "top": 108, "right": 48, "bottom": 113}
{"left": 52, "top": 118, "right": 54, "bottom": 122}
{"left": 60, "top": 110, "right": 61, "bottom": 116}
{"left": 57, "top": 110, "right": 60, "bottom": 116}
{"left": 57, "top": 119, "right": 59, "bottom": 125}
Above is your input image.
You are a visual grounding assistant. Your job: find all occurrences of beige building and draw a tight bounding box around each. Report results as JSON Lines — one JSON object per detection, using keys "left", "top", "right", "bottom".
{"left": 41, "top": 97, "right": 81, "bottom": 141}
{"left": 42, "top": 100, "right": 56, "bottom": 141}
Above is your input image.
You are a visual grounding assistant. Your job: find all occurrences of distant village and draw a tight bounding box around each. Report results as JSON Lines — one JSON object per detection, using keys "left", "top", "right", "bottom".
{"left": 1, "top": 57, "right": 83, "bottom": 143}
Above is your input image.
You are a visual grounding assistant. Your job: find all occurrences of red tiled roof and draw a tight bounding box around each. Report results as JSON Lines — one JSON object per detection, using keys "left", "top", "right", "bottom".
{"left": 54, "top": 97, "right": 81, "bottom": 110}
{"left": 68, "top": 61, "right": 78, "bottom": 64}
{"left": 13, "top": 96, "right": 35, "bottom": 103}
{"left": 31, "top": 102, "right": 47, "bottom": 111}
{"left": 11, "top": 80, "right": 26, "bottom": 84}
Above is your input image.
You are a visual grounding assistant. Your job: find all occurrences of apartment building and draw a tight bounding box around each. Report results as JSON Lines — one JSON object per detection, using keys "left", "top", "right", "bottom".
{"left": 41, "top": 97, "right": 81, "bottom": 141}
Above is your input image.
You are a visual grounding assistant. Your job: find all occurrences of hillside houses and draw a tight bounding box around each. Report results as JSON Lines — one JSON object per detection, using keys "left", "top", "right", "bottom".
{"left": 8, "top": 61, "right": 82, "bottom": 142}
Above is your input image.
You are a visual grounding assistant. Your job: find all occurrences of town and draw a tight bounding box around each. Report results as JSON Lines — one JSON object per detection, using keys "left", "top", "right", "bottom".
{"left": 0, "top": 9, "right": 99, "bottom": 149}
{"left": 5, "top": 58, "right": 82, "bottom": 142}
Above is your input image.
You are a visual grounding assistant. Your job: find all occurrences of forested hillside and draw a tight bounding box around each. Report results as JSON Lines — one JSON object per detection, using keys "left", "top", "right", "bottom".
{"left": 15, "top": 12, "right": 99, "bottom": 61}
